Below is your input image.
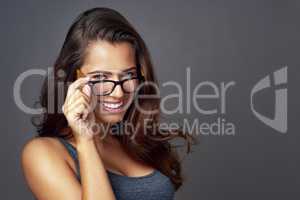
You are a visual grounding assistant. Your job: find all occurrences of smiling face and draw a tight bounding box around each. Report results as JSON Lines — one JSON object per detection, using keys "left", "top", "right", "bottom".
{"left": 80, "top": 40, "right": 138, "bottom": 124}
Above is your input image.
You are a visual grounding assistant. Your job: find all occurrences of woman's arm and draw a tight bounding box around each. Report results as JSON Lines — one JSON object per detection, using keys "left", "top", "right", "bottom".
{"left": 21, "top": 137, "right": 82, "bottom": 200}
{"left": 77, "top": 139, "right": 116, "bottom": 200}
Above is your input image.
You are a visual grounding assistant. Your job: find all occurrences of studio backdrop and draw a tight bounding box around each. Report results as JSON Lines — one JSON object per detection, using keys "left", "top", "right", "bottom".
{"left": 2, "top": 0, "right": 299, "bottom": 199}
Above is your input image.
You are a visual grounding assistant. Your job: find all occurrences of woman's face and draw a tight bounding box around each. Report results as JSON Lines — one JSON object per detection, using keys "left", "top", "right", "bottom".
{"left": 80, "top": 40, "right": 137, "bottom": 124}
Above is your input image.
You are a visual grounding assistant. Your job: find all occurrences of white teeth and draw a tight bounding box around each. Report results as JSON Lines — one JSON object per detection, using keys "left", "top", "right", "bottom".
{"left": 103, "top": 102, "right": 123, "bottom": 109}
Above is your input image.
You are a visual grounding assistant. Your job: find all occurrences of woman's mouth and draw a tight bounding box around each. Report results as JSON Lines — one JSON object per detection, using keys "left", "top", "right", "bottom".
{"left": 100, "top": 101, "right": 124, "bottom": 113}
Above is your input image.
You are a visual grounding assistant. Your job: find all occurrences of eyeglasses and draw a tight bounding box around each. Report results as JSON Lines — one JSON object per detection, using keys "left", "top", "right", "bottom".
{"left": 76, "top": 68, "right": 144, "bottom": 96}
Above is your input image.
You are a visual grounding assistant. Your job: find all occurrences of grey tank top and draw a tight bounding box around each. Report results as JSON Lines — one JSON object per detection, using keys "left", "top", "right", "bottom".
{"left": 57, "top": 137, "right": 175, "bottom": 200}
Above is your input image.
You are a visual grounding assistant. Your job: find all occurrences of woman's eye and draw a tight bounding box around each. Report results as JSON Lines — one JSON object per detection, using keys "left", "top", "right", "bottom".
{"left": 123, "top": 72, "right": 135, "bottom": 79}
{"left": 92, "top": 74, "right": 107, "bottom": 80}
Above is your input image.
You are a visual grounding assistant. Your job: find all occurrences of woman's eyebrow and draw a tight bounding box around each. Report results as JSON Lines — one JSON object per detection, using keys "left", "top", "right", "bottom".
{"left": 86, "top": 66, "right": 136, "bottom": 75}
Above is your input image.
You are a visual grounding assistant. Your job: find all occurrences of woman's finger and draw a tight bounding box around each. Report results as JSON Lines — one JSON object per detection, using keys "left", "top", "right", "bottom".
{"left": 68, "top": 104, "right": 88, "bottom": 120}
{"left": 66, "top": 77, "right": 90, "bottom": 100}
{"left": 65, "top": 103, "right": 89, "bottom": 117}
{"left": 82, "top": 84, "right": 91, "bottom": 98}
{"left": 64, "top": 101, "right": 89, "bottom": 117}
{"left": 66, "top": 89, "right": 90, "bottom": 108}
{"left": 69, "top": 76, "right": 90, "bottom": 91}
{"left": 64, "top": 96, "right": 89, "bottom": 115}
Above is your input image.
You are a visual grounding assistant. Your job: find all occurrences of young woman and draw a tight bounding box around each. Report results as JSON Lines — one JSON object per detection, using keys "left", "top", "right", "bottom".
{"left": 21, "top": 7, "right": 193, "bottom": 200}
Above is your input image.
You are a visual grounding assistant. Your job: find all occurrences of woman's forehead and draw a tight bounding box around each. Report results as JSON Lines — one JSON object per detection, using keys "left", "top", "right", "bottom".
{"left": 85, "top": 66, "right": 137, "bottom": 75}
{"left": 82, "top": 40, "right": 136, "bottom": 72}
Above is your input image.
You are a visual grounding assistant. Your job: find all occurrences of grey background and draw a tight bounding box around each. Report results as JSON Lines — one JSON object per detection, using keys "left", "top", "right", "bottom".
{"left": 2, "top": 0, "right": 299, "bottom": 199}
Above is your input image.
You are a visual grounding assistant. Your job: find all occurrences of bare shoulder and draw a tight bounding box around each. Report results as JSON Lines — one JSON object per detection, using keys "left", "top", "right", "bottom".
{"left": 21, "top": 136, "right": 77, "bottom": 173}
{"left": 21, "top": 137, "right": 65, "bottom": 162}
{"left": 21, "top": 136, "right": 68, "bottom": 179}
{"left": 22, "top": 136, "right": 59, "bottom": 150}
{"left": 21, "top": 137, "right": 81, "bottom": 200}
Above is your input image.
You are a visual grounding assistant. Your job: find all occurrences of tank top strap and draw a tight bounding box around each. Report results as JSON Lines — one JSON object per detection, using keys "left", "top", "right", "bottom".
{"left": 57, "top": 137, "right": 81, "bottom": 182}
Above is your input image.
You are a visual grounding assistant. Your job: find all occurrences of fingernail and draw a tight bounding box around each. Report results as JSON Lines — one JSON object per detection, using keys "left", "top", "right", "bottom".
{"left": 83, "top": 113, "right": 87, "bottom": 120}
{"left": 82, "top": 85, "right": 91, "bottom": 96}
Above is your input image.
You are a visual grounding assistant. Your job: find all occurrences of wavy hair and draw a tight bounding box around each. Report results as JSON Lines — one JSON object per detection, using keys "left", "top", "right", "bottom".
{"left": 33, "top": 7, "right": 195, "bottom": 190}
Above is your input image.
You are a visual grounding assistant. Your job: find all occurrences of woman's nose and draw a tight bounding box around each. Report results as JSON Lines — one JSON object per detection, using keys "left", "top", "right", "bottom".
{"left": 110, "top": 83, "right": 124, "bottom": 98}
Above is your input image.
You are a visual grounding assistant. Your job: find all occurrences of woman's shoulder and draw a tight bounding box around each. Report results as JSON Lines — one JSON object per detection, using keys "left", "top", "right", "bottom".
{"left": 21, "top": 136, "right": 64, "bottom": 157}
{"left": 21, "top": 136, "right": 82, "bottom": 199}
{"left": 21, "top": 136, "right": 76, "bottom": 171}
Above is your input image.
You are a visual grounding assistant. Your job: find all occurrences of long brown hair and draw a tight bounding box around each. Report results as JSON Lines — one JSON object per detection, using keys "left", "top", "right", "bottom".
{"left": 33, "top": 7, "right": 195, "bottom": 190}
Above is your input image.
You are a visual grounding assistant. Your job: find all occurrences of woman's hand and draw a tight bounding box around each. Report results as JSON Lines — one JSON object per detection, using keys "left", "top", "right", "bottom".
{"left": 61, "top": 77, "right": 116, "bottom": 200}
{"left": 62, "top": 77, "right": 98, "bottom": 144}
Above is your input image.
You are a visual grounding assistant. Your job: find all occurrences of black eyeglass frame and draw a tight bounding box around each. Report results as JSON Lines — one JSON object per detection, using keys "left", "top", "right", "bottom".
{"left": 87, "top": 75, "right": 144, "bottom": 96}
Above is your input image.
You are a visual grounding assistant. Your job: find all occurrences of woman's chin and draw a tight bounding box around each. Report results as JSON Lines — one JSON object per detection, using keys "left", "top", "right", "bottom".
{"left": 95, "top": 112, "right": 124, "bottom": 124}
{"left": 94, "top": 101, "right": 130, "bottom": 123}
